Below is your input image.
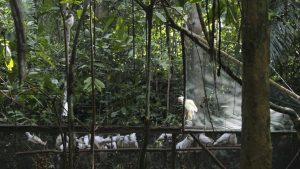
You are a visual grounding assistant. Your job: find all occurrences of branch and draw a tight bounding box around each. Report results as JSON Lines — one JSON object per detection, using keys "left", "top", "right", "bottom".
{"left": 134, "top": 0, "right": 146, "bottom": 10}
{"left": 15, "top": 146, "right": 241, "bottom": 156}
{"left": 195, "top": 3, "right": 210, "bottom": 43}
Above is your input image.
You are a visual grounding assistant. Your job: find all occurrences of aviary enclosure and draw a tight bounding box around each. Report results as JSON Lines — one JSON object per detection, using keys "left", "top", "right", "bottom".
{"left": 0, "top": 0, "right": 299, "bottom": 169}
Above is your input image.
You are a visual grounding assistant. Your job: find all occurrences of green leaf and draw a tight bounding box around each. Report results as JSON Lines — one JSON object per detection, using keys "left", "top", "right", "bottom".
{"left": 171, "top": 7, "right": 183, "bottom": 14}
{"left": 83, "top": 77, "right": 105, "bottom": 93}
{"left": 155, "top": 12, "right": 166, "bottom": 23}
{"left": 95, "top": 78, "right": 105, "bottom": 92}
{"left": 76, "top": 9, "right": 83, "bottom": 19}
{"left": 83, "top": 77, "right": 92, "bottom": 92}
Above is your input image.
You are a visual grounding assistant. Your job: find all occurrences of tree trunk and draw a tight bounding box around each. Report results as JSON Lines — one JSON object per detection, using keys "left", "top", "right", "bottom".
{"left": 240, "top": 1, "right": 272, "bottom": 169}
{"left": 186, "top": 6, "right": 206, "bottom": 126}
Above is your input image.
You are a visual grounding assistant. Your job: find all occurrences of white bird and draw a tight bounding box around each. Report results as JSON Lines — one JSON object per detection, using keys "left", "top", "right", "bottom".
{"left": 76, "top": 142, "right": 90, "bottom": 150}
{"left": 117, "top": 136, "right": 125, "bottom": 148}
{"left": 157, "top": 133, "right": 172, "bottom": 142}
{"left": 128, "top": 133, "right": 138, "bottom": 148}
{"left": 123, "top": 135, "right": 130, "bottom": 148}
{"left": 176, "top": 135, "right": 193, "bottom": 149}
{"left": 111, "top": 134, "right": 121, "bottom": 142}
{"left": 105, "top": 141, "right": 117, "bottom": 149}
{"left": 198, "top": 133, "right": 214, "bottom": 146}
{"left": 59, "top": 143, "right": 68, "bottom": 151}
{"left": 65, "top": 13, "right": 74, "bottom": 29}
{"left": 93, "top": 136, "right": 111, "bottom": 149}
{"left": 82, "top": 135, "right": 90, "bottom": 146}
{"left": 25, "top": 132, "right": 47, "bottom": 146}
{"left": 55, "top": 134, "right": 69, "bottom": 149}
{"left": 178, "top": 96, "right": 198, "bottom": 121}
{"left": 213, "top": 133, "right": 237, "bottom": 146}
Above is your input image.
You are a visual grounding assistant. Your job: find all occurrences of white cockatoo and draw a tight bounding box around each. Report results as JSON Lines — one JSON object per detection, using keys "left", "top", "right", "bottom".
{"left": 111, "top": 134, "right": 121, "bottom": 142}
{"left": 82, "top": 135, "right": 90, "bottom": 146}
{"left": 105, "top": 141, "right": 117, "bottom": 149}
{"left": 178, "top": 96, "right": 198, "bottom": 121}
{"left": 65, "top": 13, "right": 74, "bottom": 30}
{"left": 176, "top": 135, "right": 194, "bottom": 149}
{"left": 116, "top": 136, "right": 125, "bottom": 148}
{"left": 93, "top": 136, "right": 111, "bottom": 149}
{"left": 198, "top": 133, "right": 214, "bottom": 146}
{"left": 55, "top": 134, "right": 69, "bottom": 149}
{"left": 213, "top": 133, "right": 237, "bottom": 146}
{"left": 59, "top": 143, "right": 68, "bottom": 151}
{"left": 25, "top": 132, "right": 47, "bottom": 146}
{"left": 157, "top": 133, "right": 172, "bottom": 142}
{"left": 128, "top": 133, "right": 138, "bottom": 148}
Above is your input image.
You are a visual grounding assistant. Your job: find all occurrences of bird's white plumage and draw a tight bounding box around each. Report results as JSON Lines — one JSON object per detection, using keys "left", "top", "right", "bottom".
{"left": 116, "top": 133, "right": 138, "bottom": 148}
{"left": 157, "top": 133, "right": 172, "bottom": 142}
{"left": 198, "top": 133, "right": 214, "bottom": 145}
{"left": 128, "top": 133, "right": 138, "bottom": 148}
{"left": 178, "top": 96, "right": 198, "bottom": 120}
{"left": 25, "top": 132, "right": 47, "bottom": 146}
{"left": 65, "top": 13, "right": 74, "bottom": 29}
{"left": 176, "top": 135, "right": 193, "bottom": 149}
{"left": 55, "top": 134, "right": 69, "bottom": 149}
{"left": 83, "top": 135, "right": 90, "bottom": 146}
{"left": 213, "top": 133, "right": 237, "bottom": 146}
{"left": 59, "top": 143, "right": 68, "bottom": 151}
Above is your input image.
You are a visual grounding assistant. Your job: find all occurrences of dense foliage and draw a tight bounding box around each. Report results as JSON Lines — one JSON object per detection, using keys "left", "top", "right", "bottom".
{"left": 0, "top": 0, "right": 299, "bottom": 127}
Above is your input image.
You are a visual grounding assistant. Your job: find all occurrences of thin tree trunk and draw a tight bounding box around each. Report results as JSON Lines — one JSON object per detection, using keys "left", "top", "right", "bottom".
{"left": 10, "top": 0, "right": 27, "bottom": 83}
{"left": 240, "top": 1, "right": 272, "bottom": 169}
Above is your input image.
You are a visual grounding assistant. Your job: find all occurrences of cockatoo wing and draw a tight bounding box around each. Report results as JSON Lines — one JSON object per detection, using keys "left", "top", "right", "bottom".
{"left": 213, "top": 133, "right": 231, "bottom": 145}
{"left": 228, "top": 133, "right": 237, "bottom": 145}
{"left": 199, "top": 133, "right": 214, "bottom": 145}
{"left": 25, "top": 132, "right": 47, "bottom": 145}
{"left": 157, "top": 133, "right": 172, "bottom": 141}
{"left": 176, "top": 136, "right": 193, "bottom": 149}
{"left": 83, "top": 135, "right": 90, "bottom": 146}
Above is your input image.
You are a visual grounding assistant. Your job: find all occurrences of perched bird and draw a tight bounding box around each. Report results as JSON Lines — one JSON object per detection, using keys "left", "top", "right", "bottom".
{"left": 198, "top": 133, "right": 214, "bottom": 146}
{"left": 157, "top": 133, "right": 172, "bottom": 142}
{"left": 59, "top": 143, "right": 68, "bottom": 151}
{"left": 178, "top": 96, "right": 198, "bottom": 121}
{"left": 116, "top": 136, "right": 125, "bottom": 148}
{"left": 25, "top": 132, "right": 47, "bottom": 146}
{"left": 82, "top": 135, "right": 90, "bottom": 146}
{"left": 55, "top": 134, "right": 69, "bottom": 149}
{"left": 65, "top": 13, "right": 74, "bottom": 30}
{"left": 93, "top": 136, "right": 111, "bottom": 149}
{"left": 176, "top": 135, "right": 194, "bottom": 149}
{"left": 111, "top": 134, "right": 121, "bottom": 142}
{"left": 213, "top": 133, "right": 237, "bottom": 146}
{"left": 128, "top": 133, "right": 138, "bottom": 148}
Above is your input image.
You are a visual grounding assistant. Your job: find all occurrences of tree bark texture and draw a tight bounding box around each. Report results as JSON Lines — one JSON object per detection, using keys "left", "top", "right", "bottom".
{"left": 10, "top": 0, "right": 27, "bottom": 83}
{"left": 186, "top": 6, "right": 206, "bottom": 126}
{"left": 241, "top": 1, "right": 272, "bottom": 169}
